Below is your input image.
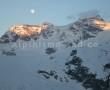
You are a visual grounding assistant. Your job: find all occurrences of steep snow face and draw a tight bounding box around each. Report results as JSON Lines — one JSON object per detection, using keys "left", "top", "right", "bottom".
{"left": 0, "top": 16, "right": 110, "bottom": 90}
{"left": 0, "top": 31, "right": 110, "bottom": 90}
{"left": 77, "top": 31, "right": 110, "bottom": 78}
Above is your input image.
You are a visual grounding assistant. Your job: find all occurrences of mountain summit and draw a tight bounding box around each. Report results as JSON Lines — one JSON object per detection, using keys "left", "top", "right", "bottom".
{"left": 0, "top": 15, "right": 106, "bottom": 44}
{"left": 10, "top": 23, "right": 49, "bottom": 37}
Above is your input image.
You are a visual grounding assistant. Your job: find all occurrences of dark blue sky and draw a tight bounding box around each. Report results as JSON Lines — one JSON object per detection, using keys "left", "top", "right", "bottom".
{"left": 0, "top": 0, "right": 110, "bottom": 35}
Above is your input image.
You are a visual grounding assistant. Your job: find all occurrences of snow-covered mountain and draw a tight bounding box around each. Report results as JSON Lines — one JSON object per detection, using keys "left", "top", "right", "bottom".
{"left": 0, "top": 15, "right": 110, "bottom": 90}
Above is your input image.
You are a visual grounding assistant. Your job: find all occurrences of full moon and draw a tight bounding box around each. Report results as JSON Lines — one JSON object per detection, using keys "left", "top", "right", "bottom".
{"left": 30, "top": 9, "right": 36, "bottom": 14}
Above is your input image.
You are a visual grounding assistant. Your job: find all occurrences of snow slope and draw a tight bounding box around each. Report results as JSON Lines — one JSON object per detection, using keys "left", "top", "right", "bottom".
{"left": 0, "top": 15, "right": 110, "bottom": 90}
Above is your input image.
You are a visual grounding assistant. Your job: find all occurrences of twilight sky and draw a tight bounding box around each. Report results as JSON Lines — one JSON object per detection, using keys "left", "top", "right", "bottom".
{"left": 0, "top": 0, "right": 110, "bottom": 35}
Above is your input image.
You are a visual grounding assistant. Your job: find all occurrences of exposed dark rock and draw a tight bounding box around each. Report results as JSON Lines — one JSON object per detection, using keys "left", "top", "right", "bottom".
{"left": 104, "top": 63, "right": 110, "bottom": 71}
{"left": 70, "top": 50, "right": 77, "bottom": 56}
{"left": 82, "top": 30, "right": 95, "bottom": 40}
{"left": 65, "top": 49, "right": 110, "bottom": 90}
{"left": 42, "top": 29, "right": 54, "bottom": 39}
{"left": 2, "top": 50, "right": 16, "bottom": 56}
{"left": 45, "top": 48, "right": 56, "bottom": 55}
